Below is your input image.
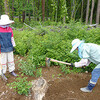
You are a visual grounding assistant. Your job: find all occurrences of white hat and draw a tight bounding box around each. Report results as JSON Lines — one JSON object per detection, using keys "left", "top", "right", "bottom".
{"left": 70, "top": 39, "right": 83, "bottom": 53}
{"left": 0, "top": 15, "right": 14, "bottom": 25}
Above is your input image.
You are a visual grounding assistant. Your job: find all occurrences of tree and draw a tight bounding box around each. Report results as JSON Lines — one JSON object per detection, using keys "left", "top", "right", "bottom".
{"left": 86, "top": 0, "right": 90, "bottom": 24}
{"left": 42, "top": 0, "right": 45, "bottom": 21}
{"left": 46, "top": 0, "right": 49, "bottom": 19}
{"left": 70, "top": 0, "right": 82, "bottom": 20}
{"left": 71, "top": 0, "right": 75, "bottom": 19}
{"left": 0, "top": 0, "right": 4, "bottom": 15}
{"left": 90, "top": 0, "right": 95, "bottom": 24}
{"left": 96, "top": 0, "right": 100, "bottom": 25}
{"left": 0, "top": 0, "right": 99, "bottom": 23}
{"left": 81, "top": 0, "right": 84, "bottom": 21}
{"left": 60, "top": 0, "right": 68, "bottom": 23}
{"left": 4, "top": 0, "right": 9, "bottom": 14}
{"left": 28, "top": 0, "right": 31, "bottom": 21}
{"left": 22, "top": 2, "right": 25, "bottom": 22}
{"left": 9, "top": 0, "right": 14, "bottom": 19}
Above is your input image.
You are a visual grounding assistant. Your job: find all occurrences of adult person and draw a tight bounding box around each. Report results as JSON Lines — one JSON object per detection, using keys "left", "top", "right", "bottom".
{"left": 70, "top": 39, "right": 100, "bottom": 92}
{"left": 0, "top": 15, "right": 17, "bottom": 81}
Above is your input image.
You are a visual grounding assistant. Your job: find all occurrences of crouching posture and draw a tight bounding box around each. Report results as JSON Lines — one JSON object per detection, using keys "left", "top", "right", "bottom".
{"left": 0, "top": 15, "right": 17, "bottom": 81}
{"left": 70, "top": 39, "right": 100, "bottom": 92}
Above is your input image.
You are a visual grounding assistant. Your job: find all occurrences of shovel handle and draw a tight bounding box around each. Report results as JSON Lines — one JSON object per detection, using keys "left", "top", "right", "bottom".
{"left": 47, "top": 57, "right": 71, "bottom": 66}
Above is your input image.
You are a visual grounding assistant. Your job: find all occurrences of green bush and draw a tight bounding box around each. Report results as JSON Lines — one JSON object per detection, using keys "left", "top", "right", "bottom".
{"left": 13, "top": 21, "right": 100, "bottom": 74}
{"left": 18, "top": 59, "right": 42, "bottom": 77}
{"left": 8, "top": 77, "right": 32, "bottom": 96}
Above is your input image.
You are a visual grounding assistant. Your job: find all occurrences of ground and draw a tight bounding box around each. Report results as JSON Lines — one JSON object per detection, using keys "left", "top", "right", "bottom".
{"left": 0, "top": 56, "right": 100, "bottom": 100}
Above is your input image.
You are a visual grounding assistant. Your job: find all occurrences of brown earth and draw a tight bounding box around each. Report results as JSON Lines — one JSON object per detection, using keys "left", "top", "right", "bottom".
{"left": 0, "top": 55, "right": 100, "bottom": 100}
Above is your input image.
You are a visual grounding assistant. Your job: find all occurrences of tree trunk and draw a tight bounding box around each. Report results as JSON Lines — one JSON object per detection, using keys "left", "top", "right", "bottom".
{"left": 11, "top": 0, "right": 14, "bottom": 20}
{"left": 22, "top": 3, "right": 25, "bottom": 22}
{"left": 4, "top": 0, "right": 9, "bottom": 15}
{"left": 63, "top": 0, "right": 66, "bottom": 23}
{"left": 46, "top": 0, "right": 49, "bottom": 19}
{"left": 19, "top": 15, "right": 21, "bottom": 22}
{"left": 42, "top": 0, "right": 45, "bottom": 21}
{"left": 0, "top": 4, "right": 2, "bottom": 15}
{"left": 81, "top": 0, "right": 84, "bottom": 22}
{"left": 33, "top": 0, "right": 36, "bottom": 21}
{"left": 71, "top": 0, "right": 75, "bottom": 19}
{"left": 55, "top": 0, "right": 58, "bottom": 22}
{"left": 86, "top": 0, "right": 90, "bottom": 24}
{"left": 28, "top": 0, "right": 31, "bottom": 21}
{"left": 90, "top": 0, "right": 95, "bottom": 24}
{"left": 18, "top": 0, "right": 21, "bottom": 22}
{"left": 96, "top": 0, "right": 100, "bottom": 25}
{"left": 37, "top": 0, "right": 40, "bottom": 21}
{"left": 22, "top": 11, "right": 25, "bottom": 22}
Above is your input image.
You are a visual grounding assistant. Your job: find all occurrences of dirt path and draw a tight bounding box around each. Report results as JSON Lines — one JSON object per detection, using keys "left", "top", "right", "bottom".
{"left": 0, "top": 56, "right": 100, "bottom": 100}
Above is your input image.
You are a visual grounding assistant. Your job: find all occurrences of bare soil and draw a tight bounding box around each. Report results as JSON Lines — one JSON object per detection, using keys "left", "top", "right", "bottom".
{"left": 0, "top": 55, "right": 100, "bottom": 100}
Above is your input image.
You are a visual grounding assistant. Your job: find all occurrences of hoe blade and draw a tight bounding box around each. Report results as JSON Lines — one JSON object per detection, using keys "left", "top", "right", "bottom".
{"left": 46, "top": 57, "right": 51, "bottom": 67}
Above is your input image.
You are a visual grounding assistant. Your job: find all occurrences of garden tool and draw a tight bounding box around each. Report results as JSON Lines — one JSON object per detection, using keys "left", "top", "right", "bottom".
{"left": 46, "top": 57, "right": 71, "bottom": 67}
{"left": 0, "top": 45, "right": 8, "bottom": 82}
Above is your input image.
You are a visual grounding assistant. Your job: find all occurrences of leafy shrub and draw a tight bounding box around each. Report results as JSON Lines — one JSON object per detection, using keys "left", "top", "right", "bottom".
{"left": 59, "top": 64, "right": 72, "bottom": 74}
{"left": 13, "top": 21, "right": 100, "bottom": 73}
{"left": 18, "top": 59, "right": 42, "bottom": 77}
{"left": 8, "top": 77, "right": 32, "bottom": 96}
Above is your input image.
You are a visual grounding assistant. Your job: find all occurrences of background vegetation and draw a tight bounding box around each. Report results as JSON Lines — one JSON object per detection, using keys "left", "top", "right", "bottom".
{"left": 0, "top": 0, "right": 100, "bottom": 24}
{"left": 12, "top": 20, "right": 100, "bottom": 76}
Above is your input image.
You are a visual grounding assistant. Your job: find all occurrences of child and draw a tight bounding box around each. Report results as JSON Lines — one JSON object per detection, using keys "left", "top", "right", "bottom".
{"left": 0, "top": 15, "right": 17, "bottom": 81}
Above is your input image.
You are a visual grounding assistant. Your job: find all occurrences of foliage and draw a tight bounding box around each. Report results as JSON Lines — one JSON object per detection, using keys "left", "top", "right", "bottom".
{"left": 18, "top": 59, "right": 42, "bottom": 77}
{"left": 7, "top": 77, "right": 32, "bottom": 96}
{"left": 14, "top": 21, "right": 100, "bottom": 74}
{"left": 1, "top": 0, "right": 99, "bottom": 23}
{"left": 59, "top": 65, "right": 72, "bottom": 74}
{"left": 36, "top": 68, "right": 42, "bottom": 77}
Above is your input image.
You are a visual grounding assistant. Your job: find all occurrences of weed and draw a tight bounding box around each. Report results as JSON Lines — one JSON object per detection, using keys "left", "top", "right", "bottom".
{"left": 52, "top": 74, "right": 55, "bottom": 78}
{"left": 58, "top": 74, "right": 62, "bottom": 77}
{"left": 36, "top": 68, "right": 42, "bottom": 77}
{"left": 7, "top": 77, "right": 32, "bottom": 96}
{"left": 18, "top": 59, "right": 42, "bottom": 77}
